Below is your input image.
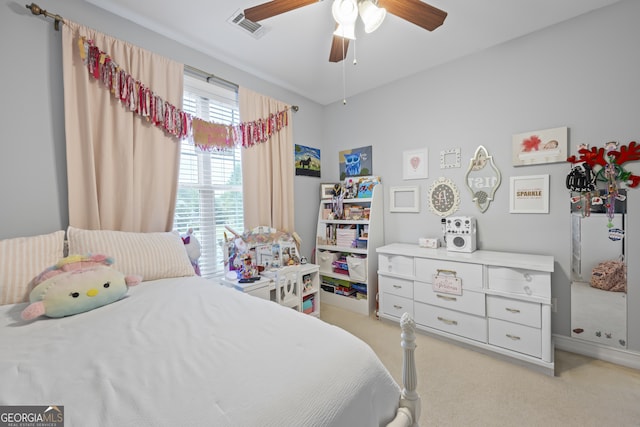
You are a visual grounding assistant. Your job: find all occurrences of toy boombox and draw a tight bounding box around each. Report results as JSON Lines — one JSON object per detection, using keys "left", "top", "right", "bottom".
{"left": 445, "top": 216, "right": 477, "bottom": 253}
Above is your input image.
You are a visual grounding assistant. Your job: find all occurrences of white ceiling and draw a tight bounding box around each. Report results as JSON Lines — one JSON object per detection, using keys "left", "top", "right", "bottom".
{"left": 83, "top": 0, "right": 622, "bottom": 106}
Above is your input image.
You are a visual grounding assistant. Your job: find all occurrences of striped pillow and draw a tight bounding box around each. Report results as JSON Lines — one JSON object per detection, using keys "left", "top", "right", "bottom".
{"left": 0, "top": 231, "right": 65, "bottom": 305}
{"left": 66, "top": 226, "right": 195, "bottom": 282}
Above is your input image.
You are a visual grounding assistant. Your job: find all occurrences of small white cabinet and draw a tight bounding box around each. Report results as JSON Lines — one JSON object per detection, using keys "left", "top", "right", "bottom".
{"left": 221, "top": 264, "right": 321, "bottom": 317}
{"left": 377, "top": 243, "right": 555, "bottom": 375}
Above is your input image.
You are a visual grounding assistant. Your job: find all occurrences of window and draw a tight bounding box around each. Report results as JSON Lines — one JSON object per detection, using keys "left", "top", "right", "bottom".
{"left": 174, "top": 74, "right": 243, "bottom": 278}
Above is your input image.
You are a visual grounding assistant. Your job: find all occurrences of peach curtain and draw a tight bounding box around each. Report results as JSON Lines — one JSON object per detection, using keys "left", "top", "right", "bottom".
{"left": 61, "top": 21, "right": 183, "bottom": 232}
{"left": 239, "top": 87, "right": 294, "bottom": 232}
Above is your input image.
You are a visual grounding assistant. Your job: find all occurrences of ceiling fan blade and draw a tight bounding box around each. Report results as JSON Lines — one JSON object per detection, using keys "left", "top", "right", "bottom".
{"left": 244, "top": 0, "right": 318, "bottom": 22}
{"left": 378, "top": 0, "right": 447, "bottom": 31}
{"left": 329, "top": 35, "right": 349, "bottom": 63}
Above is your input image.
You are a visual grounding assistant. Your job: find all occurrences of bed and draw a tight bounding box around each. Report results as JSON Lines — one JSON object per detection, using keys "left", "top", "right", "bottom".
{"left": 0, "top": 228, "right": 420, "bottom": 427}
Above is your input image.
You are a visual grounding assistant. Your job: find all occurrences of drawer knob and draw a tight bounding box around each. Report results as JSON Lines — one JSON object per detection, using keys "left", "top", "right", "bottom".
{"left": 393, "top": 285, "right": 402, "bottom": 289}
{"left": 524, "top": 273, "right": 532, "bottom": 281}
{"left": 393, "top": 304, "right": 403, "bottom": 309}
{"left": 506, "top": 334, "right": 521, "bottom": 341}
{"left": 524, "top": 285, "right": 533, "bottom": 295}
{"left": 437, "top": 294, "right": 458, "bottom": 302}
{"left": 505, "top": 307, "right": 521, "bottom": 314}
{"left": 437, "top": 316, "right": 458, "bottom": 326}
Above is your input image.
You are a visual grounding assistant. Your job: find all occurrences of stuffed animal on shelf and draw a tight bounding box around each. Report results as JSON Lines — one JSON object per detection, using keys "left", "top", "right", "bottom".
{"left": 21, "top": 254, "right": 142, "bottom": 321}
{"left": 181, "top": 228, "right": 201, "bottom": 276}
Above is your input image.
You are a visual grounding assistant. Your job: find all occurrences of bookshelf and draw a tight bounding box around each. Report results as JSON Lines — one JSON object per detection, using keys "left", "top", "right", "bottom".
{"left": 315, "top": 182, "right": 383, "bottom": 315}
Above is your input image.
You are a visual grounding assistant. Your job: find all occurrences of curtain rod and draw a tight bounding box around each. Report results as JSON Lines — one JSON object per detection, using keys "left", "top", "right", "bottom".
{"left": 25, "top": 3, "right": 300, "bottom": 112}
{"left": 184, "top": 65, "right": 298, "bottom": 112}
{"left": 26, "top": 3, "right": 63, "bottom": 31}
{"left": 185, "top": 65, "right": 299, "bottom": 112}
{"left": 184, "top": 64, "right": 239, "bottom": 90}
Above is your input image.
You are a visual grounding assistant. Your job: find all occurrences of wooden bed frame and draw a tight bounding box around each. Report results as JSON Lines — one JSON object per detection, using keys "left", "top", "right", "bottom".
{"left": 388, "top": 312, "right": 421, "bottom": 427}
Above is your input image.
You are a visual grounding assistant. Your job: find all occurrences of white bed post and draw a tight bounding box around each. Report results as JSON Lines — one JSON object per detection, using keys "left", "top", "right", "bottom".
{"left": 387, "top": 312, "right": 421, "bottom": 427}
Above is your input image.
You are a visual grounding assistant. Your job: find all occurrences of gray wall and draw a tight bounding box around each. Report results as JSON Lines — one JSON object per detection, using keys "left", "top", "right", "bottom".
{"left": 320, "top": 0, "right": 640, "bottom": 350}
{"left": 2, "top": 0, "right": 639, "bottom": 352}
{"left": 0, "top": 0, "right": 322, "bottom": 257}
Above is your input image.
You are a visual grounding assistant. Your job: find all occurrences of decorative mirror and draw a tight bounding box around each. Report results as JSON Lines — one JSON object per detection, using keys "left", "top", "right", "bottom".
{"left": 465, "top": 145, "right": 501, "bottom": 212}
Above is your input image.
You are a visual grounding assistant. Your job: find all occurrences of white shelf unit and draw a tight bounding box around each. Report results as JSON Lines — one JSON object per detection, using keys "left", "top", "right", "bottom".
{"left": 316, "top": 184, "right": 383, "bottom": 316}
{"left": 299, "top": 263, "right": 321, "bottom": 317}
{"left": 259, "top": 264, "right": 321, "bottom": 317}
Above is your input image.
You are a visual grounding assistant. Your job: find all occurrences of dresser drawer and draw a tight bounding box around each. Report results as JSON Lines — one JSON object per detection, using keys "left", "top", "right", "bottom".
{"left": 414, "top": 282, "right": 485, "bottom": 317}
{"left": 487, "top": 266, "right": 550, "bottom": 299}
{"left": 415, "top": 258, "right": 482, "bottom": 291}
{"left": 379, "top": 276, "right": 413, "bottom": 299}
{"left": 379, "top": 254, "right": 414, "bottom": 277}
{"left": 487, "top": 295, "right": 541, "bottom": 328}
{"left": 415, "top": 302, "right": 487, "bottom": 342}
{"left": 488, "top": 318, "right": 541, "bottom": 358}
{"left": 380, "top": 294, "right": 413, "bottom": 319}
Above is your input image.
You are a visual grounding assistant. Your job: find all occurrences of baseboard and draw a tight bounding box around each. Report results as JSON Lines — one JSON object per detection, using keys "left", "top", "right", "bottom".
{"left": 554, "top": 334, "right": 640, "bottom": 370}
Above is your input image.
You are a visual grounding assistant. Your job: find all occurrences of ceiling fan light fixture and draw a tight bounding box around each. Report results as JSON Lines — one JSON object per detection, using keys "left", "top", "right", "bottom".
{"left": 332, "top": 0, "right": 358, "bottom": 40}
{"left": 333, "top": 23, "right": 356, "bottom": 40}
{"left": 358, "top": 0, "right": 386, "bottom": 33}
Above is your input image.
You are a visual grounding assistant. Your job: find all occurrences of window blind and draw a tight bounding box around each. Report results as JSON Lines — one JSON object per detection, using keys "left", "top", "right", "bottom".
{"left": 174, "top": 74, "right": 243, "bottom": 278}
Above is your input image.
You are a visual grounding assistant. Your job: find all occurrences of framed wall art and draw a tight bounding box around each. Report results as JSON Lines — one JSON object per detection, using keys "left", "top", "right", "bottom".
{"left": 512, "top": 126, "right": 568, "bottom": 166}
{"left": 509, "top": 174, "right": 550, "bottom": 214}
{"left": 389, "top": 186, "right": 420, "bottom": 213}
{"left": 440, "top": 147, "right": 461, "bottom": 169}
{"left": 428, "top": 177, "right": 460, "bottom": 217}
{"left": 295, "top": 144, "right": 321, "bottom": 177}
{"left": 320, "top": 183, "right": 340, "bottom": 199}
{"left": 402, "top": 148, "right": 428, "bottom": 180}
{"left": 339, "top": 146, "right": 372, "bottom": 180}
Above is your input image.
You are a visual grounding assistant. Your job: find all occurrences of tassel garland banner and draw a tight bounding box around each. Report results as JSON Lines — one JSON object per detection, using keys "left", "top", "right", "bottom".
{"left": 78, "top": 36, "right": 289, "bottom": 149}
{"left": 192, "top": 118, "right": 234, "bottom": 149}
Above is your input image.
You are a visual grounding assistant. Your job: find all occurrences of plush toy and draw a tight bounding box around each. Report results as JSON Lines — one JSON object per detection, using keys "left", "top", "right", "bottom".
{"left": 21, "top": 254, "right": 142, "bottom": 321}
{"left": 181, "top": 228, "right": 201, "bottom": 276}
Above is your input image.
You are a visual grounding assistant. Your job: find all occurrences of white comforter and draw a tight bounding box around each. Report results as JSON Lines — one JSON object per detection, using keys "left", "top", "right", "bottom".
{"left": 0, "top": 276, "right": 400, "bottom": 426}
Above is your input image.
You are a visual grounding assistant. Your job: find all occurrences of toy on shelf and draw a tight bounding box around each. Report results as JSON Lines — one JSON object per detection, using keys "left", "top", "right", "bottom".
{"left": 223, "top": 225, "right": 302, "bottom": 276}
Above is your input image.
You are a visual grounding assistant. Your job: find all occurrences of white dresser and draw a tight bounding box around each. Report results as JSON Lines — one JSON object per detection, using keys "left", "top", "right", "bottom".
{"left": 377, "top": 243, "right": 555, "bottom": 375}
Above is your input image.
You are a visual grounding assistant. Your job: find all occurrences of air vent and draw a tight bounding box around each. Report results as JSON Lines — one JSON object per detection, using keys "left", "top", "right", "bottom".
{"left": 227, "top": 9, "right": 267, "bottom": 39}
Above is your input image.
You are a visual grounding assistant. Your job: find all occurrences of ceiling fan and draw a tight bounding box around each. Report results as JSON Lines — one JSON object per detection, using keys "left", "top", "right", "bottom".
{"left": 243, "top": 0, "right": 448, "bottom": 63}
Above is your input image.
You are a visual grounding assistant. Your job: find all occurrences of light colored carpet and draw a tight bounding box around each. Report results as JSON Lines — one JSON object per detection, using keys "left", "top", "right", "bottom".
{"left": 319, "top": 303, "right": 640, "bottom": 427}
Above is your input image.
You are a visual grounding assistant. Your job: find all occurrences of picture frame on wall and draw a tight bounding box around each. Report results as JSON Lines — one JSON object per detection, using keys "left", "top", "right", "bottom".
{"left": 339, "top": 146, "right": 372, "bottom": 180}
{"left": 402, "top": 148, "right": 428, "bottom": 180}
{"left": 509, "top": 174, "right": 550, "bottom": 213}
{"left": 320, "top": 183, "right": 340, "bottom": 199}
{"left": 389, "top": 186, "right": 420, "bottom": 212}
{"left": 512, "top": 126, "right": 568, "bottom": 166}
{"left": 295, "top": 144, "right": 321, "bottom": 177}
{"left": 440, "top": 147, "right": 461, "bottom": 169}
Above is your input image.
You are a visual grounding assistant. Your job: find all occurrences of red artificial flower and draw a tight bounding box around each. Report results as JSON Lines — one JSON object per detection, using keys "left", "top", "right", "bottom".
{"left": 522, "top": 135, "right": 542, "bottom": 152}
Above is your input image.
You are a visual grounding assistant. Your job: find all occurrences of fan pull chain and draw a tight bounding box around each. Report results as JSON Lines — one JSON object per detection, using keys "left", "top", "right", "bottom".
{"left": 341, "top": 38, "right": 357, "bottom": 105}
{"left": 353, "top": 39, "right": 357, "bottom": 66}
{"left": 342, "top": 37, "right": 347, "bottom": 105}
